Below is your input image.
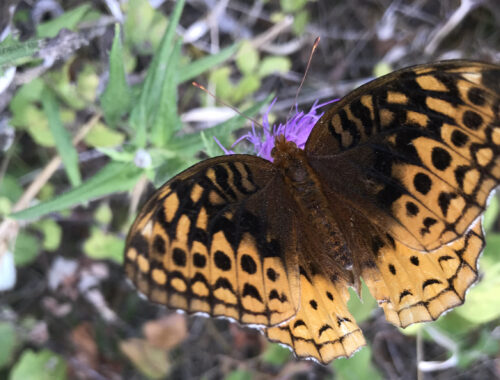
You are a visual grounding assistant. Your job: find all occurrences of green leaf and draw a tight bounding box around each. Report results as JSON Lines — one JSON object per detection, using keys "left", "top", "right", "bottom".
{"left": 0, "top": 39, "right": 41, "bottom": 68}
{"left": 0, "top": 322, "right": 18, "bottom": 369}
{"left": 292, "top": 9, "right": 309, "bottom": 35}
{"left": 37, "top": 4, "right": 92, "bottom": 38}
{"left": 482, "top": 233, "right": 500, "bottom": 267}
{"left": 129, "top": 0, "right": 186, "bottom": 147}
{"left": 9, "top": 349, "right": 67, "bottom": 380}
{"left": 236, "top": 41, "right": 259, "bottom": 75}
{"left": 11, "top": 162, "right": 142, "bottom": 220}
{"left": 483, "top": 195, "right": 499, "bottom": 232}
{"left": 14, "top": 231, "right": 39, "bottom": 266}
{"left": 84, "top": 122, "right": 126, "bottom": 147}
{"left": 261, "top": 343, "right": 290, "bottom": 365}
{"left": 347, "top": 280, "right": 377, "bottom": 324}
{"left": 33, "top": 219, "right": 62, "bottom": 251}
{"left": 150, "top": 40, "right": 182, "bottom": 146}
{"left": 332, "top": 346, "right": 382, "bottom": 380}
{"left": 0, "top": 174, "right": 23, "bottom": 202}
{"left": 177, "top": 43, "right": 239, "bottom": 83}
{"left": 257, "top": 56, "right": 291, "bottom": 77}
{"left": 209, "top": 66, "right": 233, "bottom": 100}
{"left": 233, "top": 74, "right": 261, "bottom": 103}
{"left": 123, "top": 0, "right": 167, "bottom": 54}
{"left": 224, "top": 370, "right": 252, "bottom": 380}
{"left": 42, "top": 89, "right": 81, "bottom": 187}
{"left": 455, "top": 262, "right": 500, "bottom": 324}
{"left": 100, "top": 24, "right": 132, "bottom": 127}
{"left": 280, "top": 0, "right": 308, "bottom": 12}
{"left": 83, "top": 227, "right": 124, "bottom": 263}
{"left": 94, "top": 203, "right": 113, "bottom": 225}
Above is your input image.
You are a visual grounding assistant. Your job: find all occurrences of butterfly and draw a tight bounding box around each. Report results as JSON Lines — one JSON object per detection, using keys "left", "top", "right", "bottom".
{"left": 124, "top": 60, "right": 500, "bottom": 364}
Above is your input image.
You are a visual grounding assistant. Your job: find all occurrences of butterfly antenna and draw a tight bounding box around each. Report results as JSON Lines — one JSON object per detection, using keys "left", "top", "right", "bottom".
{"left": 286, "top": 36, "right": 321, "bottom": 122}
{"left": 192, "top": 82, "right": 263, "bottom": 128}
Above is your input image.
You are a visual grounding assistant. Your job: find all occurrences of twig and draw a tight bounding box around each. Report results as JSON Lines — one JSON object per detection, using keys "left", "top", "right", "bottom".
{"left": 424, "top": 0, "right": 483, "bottom": 56}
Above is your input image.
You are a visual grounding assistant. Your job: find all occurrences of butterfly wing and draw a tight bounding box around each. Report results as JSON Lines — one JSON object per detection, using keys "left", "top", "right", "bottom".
{"left": 305, "top": 60, "right": 498, "bottom": 327}
{"left": 124, "top": 155, "right": 300, "bottom": 326}
{"left": 266, "top": 261, "right": 366, "bottom": 364}
{"left": 306, "top": 60, "right": 499, "bottom": 251}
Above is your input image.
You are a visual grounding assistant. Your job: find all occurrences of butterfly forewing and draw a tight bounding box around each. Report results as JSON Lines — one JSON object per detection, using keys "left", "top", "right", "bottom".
{"left": 306, "top": 61, "right": 499, "bottom": 251}
{"left": 125, "top": 155, "right": 300, "bottom": 326}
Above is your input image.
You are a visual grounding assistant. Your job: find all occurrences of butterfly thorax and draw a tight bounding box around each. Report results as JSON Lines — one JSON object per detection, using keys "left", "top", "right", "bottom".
{"left": 272, "top": 135, "right": 352, "bottom": 270}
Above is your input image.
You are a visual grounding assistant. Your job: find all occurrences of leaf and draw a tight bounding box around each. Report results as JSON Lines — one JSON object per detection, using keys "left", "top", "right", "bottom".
{"left": 14, "top": 231, "right": 39, "bottom": 266}
{"left": 292, "top": 9, "right": 309, "bottom": 35}
{"left": 0, "top": 39, "right": 41, "bottom": 68}
{"left": 280, "top": 0, "right": 308, "bottom": 12}
{"left": 83, "top": 227, "right": 124, "bottom": 263}
{"left": 9, "top": 349, "right": 67, "bottom": 380}
{"left": 83, "top": 122, "right": 125, "bottom": 147}
{"left": 232, "top": 74, "right": 260, "bottom": 103}
{"left": 150, "top": 41, "right": 181, "bottom": 146}
{"left": 42, "top": 88, "right": 81, "bottom": 187}
{"left": 225, "top": 370, "right": 253, "bottom": 380}
{"left": 483, "top": 195, "right": 499, "bottom": 232}
{"left": 332, "top": 346, "right": 382, "bottom": 380}
{"left": 236, "top": 41, "right": 259, "bottom": 75}
{"left": 120, "top": 338, "right": 170, "bottom": 379}
{"left": 455, "top": 262, "right": 500, "bottom": 324}
{"left": 36, "top": 4, "right": 92, "bottom": 38}
{"left": 94, "top": 203, "right": 112, "bottom": 225}
{"left": 347, "top": 280, "right": 377, "bottom": 324}
{"left": 129, "top": 0, "right": 186, "bottom": 147}
{"left": 100, "top": 24, "right": 132, "bottom": 127}
{"left": 261, "top": 343, "right": 291, "bottom": 365}
{"left": 0, "top": 322, "right": 18, "bottom": 369}
{"left": 11, "top": 161, "right": 142, "bottom": 220}
{"left": 178, "top": 43, "right": 239, "bottom": 84}
{"left": 142, "top": 314, "right": 187, "bottom": 350}
{"left": 33, "top": 219, "right": 62, "bottom": 251}
{"left": 258, "top": 56, "right": 291, "bottom": 77}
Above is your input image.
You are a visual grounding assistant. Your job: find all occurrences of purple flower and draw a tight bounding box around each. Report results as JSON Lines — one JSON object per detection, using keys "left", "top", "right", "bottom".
{"left": 215, "top": 98, "right": 338, "bottom": 161}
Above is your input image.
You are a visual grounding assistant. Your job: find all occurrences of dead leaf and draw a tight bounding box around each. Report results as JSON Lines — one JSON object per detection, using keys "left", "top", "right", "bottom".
{"left": 120, "top": 338, "right": 170, "bottom": 379}
{"left": 71, "top": 322, "right": 99, "bottom": 370}
{"left": 142, "top": 313, "right": 187, "bottom": 350}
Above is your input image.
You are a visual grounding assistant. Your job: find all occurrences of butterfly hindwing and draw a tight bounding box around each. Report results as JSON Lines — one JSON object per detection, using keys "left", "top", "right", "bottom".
{"left": 266, "top": 263, "right": 366, "bottom": 364}
{"left": 125, "top": 155, "right": 300, "bottom": 326}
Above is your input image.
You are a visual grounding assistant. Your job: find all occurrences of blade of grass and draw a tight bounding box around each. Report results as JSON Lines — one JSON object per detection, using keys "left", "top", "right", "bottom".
{"left": 42, "top": 88, "right": 81, "bottom": 187}
{"left": 130, "top": 0, "right": 186, "bottom": 147}
{"left": 11, "top": 161, "right": 142, "bottom": 220}
{"left": 177, "top": 43, "right": 239, "bottom": 84}
{"left": 100, "top": 24, "right": 132, "bottom": 127}
{"left": 150, "top": 40, "right": 181, "bottom": 147}
{"left": 36, "top": 4, "right": 92, "bottom": 38}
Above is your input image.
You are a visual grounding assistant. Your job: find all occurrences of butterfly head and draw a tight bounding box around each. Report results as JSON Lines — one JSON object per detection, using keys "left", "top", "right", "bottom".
{"left": 272, "top": 134, "right": 309, "bottom": 182}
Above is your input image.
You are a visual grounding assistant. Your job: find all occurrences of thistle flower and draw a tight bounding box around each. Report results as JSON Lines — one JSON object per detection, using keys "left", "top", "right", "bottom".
{"left": 215, "top": 98, "right": 338, "bottom": 161}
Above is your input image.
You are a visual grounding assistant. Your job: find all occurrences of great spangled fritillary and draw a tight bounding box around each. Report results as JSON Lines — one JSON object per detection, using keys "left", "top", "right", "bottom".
{"left": 124, "top": 60, "right": 500, "bottom": 364}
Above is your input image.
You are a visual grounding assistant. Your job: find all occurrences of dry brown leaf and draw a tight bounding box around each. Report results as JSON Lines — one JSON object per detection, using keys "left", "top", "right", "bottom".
{"left": 120, "top": 338, "right": 170, "bottom": 379}
{"left": 142, "top": 313, "right": 187, "bottom": 350}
